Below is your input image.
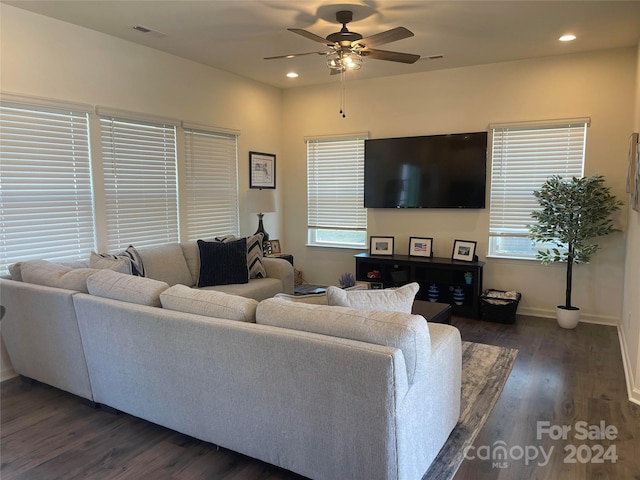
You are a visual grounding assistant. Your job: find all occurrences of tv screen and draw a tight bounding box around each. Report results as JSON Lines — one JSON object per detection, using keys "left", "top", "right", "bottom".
{"left": 364, "top": 132, "right": 487, "bottom": 208}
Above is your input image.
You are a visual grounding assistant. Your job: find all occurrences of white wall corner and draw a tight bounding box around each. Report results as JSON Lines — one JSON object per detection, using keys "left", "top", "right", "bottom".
{"left": 618, "top": 325, "right": 640, "bottom": 405}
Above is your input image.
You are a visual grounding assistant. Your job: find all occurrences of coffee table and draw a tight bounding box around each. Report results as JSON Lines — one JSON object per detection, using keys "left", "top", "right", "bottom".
{"left": 412, "top": 300, "right": 452, "bottom": 324}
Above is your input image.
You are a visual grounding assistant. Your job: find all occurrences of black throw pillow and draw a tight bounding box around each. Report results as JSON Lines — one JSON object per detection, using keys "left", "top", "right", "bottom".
{"left": 197, "top": 238, "right": 249, "bottom": 287}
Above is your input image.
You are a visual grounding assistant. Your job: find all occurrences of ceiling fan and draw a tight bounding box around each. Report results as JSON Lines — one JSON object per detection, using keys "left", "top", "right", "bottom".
{"left": 265, "top": 10, "right": 420, "bottom": 74}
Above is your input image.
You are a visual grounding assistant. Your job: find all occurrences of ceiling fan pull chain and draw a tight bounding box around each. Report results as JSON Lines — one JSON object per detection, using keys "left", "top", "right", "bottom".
{"left": 340, "top": 69, "right": 346, "bottom": 118}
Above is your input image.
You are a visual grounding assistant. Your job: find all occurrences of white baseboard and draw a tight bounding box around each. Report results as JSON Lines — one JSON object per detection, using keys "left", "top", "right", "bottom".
{"left": 617, "top": 326, "right": 640, "bottom": 406}
{"left": 1, "top": 365, "right": 17, "bottom": 382}
{"left": 518, "top": 306, "right": 619, "bottom": 326}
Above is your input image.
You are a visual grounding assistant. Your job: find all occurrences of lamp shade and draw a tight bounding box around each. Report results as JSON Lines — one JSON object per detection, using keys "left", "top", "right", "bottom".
{"left": 246, "top": 189, "right": 276, "bottom": 214}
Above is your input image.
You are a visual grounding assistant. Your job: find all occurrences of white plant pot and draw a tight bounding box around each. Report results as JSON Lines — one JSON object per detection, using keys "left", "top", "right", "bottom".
{"left": 556, "top": 306, "right": 580, "bottom": 329}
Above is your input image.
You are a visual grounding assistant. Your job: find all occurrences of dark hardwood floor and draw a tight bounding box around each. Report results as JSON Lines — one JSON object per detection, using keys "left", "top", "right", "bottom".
{"left": 1, "top": 315, "right": 639, "bottom": 479}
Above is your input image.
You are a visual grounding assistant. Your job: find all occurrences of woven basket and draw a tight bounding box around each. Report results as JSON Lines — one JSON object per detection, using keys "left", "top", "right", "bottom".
{"left": 479, "top": 289, "right": 521, "bottom": 324}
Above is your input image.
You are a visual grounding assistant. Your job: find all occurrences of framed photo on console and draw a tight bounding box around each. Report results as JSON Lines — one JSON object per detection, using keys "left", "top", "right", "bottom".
{"left": 369, "top": 236, "right": 394, "bottom": 256}
{"left": 408, "top": 237, "right": 433, "bottom": 257}
{"left": 270, "top": 239, "right": 281, "bottom": 254}
{"left": 452, "top": 239, "right": 477, "bottom": 262}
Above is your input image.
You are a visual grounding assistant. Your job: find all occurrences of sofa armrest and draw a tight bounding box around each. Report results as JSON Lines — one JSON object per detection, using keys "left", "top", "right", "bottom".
{"left": 262, "top": 257, "right": 294, "bottom": 294}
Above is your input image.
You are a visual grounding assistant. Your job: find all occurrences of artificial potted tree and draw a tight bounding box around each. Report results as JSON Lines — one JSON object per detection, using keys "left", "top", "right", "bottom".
{"left": 528, "top": 175, "right": 622, "bottom": 329}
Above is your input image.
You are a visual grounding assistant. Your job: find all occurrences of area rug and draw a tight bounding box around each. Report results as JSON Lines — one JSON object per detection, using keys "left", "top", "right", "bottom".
{"left": 423, "top": 341, "right": 518, "bottom": 480}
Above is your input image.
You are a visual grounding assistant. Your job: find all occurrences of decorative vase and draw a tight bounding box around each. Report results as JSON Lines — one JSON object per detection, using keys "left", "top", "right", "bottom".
{"left": 453, "top": 286, "right": 465, "bottom": 305}
{"left": 556, "top": 306, "right": 580, "bottom": 329}
{"left": 427, "top": 284, "right": 439, "bottom": 302}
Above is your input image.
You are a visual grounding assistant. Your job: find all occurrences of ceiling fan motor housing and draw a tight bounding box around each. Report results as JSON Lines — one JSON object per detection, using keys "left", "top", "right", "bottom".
{"left": 327, "top": 11, "right": 363, "bottom": 46}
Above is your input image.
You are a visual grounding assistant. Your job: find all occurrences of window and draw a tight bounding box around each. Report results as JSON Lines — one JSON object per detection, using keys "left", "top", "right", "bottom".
{"left": 307, "top": 134, "right": 368, "bottom": 248}
{"left": 183, "top": 126, "right": 239, "bottom": 241}
{"left": 100, "top": 113, "right": 179, "bottom": 250}
{"left": 0, "top": 100, "right": 95, "bottom": 273}
{"left": 488, "top": 119, "right": 588, "bottom": 259}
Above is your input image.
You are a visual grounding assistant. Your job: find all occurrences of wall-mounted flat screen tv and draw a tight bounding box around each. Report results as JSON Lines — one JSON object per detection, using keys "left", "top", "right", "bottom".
{"left": 364, "top": 132, "right": 487, "bottom": 209}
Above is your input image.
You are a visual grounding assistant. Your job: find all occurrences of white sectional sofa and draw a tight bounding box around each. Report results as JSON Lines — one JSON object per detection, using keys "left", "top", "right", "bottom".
{"left": 0, "top": 242, "right": 462, "bottom": 480}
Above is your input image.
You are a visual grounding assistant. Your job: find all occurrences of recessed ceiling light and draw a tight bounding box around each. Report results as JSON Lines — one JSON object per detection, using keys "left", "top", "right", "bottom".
{"left": 286, "top": 72, "right": 299, "bottom": 78}
{"left": 559, "top": 34, "right": 576, "bottom": 42}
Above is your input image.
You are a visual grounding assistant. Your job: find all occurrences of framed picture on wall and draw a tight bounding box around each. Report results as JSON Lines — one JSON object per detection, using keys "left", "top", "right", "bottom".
{"left": 249, "top": 151, "right": 276, "bottom": 189}
{"left": 627, "top": 132, "right": 638, "bottom": 194}
{"left": 451, "top": 239, "right": 477, "bottom": 262}
{"left": 369, "top": 236, "right": 394, "bottom": 256}
{"left": 408, "top": 237, "right": 433, "bottom": 257}
{"left": 631, "top": 133, "right": 640, "bottom": 212}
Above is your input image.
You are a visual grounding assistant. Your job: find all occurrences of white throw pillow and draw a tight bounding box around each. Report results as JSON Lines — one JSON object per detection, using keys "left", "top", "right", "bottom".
{"left": 160, "top": 284, "right": 258, "bottom": 322}
{"left": 326, "top": 282, "right": 419, "bottom": 313}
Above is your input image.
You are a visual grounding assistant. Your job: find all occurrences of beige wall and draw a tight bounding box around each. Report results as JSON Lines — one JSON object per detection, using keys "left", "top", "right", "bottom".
{"left": 0, "top": 4, "right": 284, "bottom": 241}
{"left": 0, "top": 4, "right": 284, "bottom": 379}
{"left": 282, "top": 48, "right": 636, "bottom": 323}
{"left": 621, "top": 40, "right": 640, "bottom": 403}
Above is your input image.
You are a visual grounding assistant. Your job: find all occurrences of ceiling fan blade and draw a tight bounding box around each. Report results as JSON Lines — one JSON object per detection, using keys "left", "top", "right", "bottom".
{"left": 330, "top": 68, "right": 343, "bottom": 76}
{"left": 288, "top": 28, "right": 332, "bottom": 46}
{"left": 264, "top": 51, "right": 329, "bottom": 60}
{"left": 355, "top": 27, "right": 413, "bottom": 48}
{"left": 362, "top": 48, "right": 421, "bottom": 64}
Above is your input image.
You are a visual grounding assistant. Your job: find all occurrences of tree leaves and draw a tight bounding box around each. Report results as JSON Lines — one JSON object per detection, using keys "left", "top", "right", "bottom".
{"left": 528, "top": 175, "right": 622, "bottom": 265}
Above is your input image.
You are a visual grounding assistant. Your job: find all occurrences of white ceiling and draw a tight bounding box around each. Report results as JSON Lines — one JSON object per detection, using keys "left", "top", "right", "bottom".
{"left": 6, "top": 0, "right": 640, "bottom": 89}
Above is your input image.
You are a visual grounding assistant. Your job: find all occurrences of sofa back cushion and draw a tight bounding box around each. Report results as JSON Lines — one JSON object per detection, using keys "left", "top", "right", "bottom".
{"left": 256, "top": 297, "right": 430, "bottom": 385}
{"left": 87, "top": 269, "right": 169, "bottom": 307}
{"left": 326, "top": 282, "right": 419, "bottom": 313}
{"left": 160, "top": 284, "right": 258, "bottom": 322}
{"left": 136, "top": 243, "right": 194, "bottom": 287}
{"left": 20, "top": 260, "right": 99, "bottom": 293}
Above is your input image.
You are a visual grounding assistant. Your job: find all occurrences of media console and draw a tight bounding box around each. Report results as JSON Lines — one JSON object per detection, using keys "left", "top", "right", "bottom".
{"left": 355, "top": 253, "right": 484, "bottom": 318}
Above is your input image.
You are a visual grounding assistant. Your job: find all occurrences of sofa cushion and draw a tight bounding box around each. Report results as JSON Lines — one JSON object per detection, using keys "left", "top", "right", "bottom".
{"left": 201, "top": 277, "right": 283, "bottom": 302}
{"left": 92, "top": 245, "right": 145, "bottom": 276}
{"left": 135, "top": 243, "right": 194, "bottom": 287}
{"left": 87, "top": 269, "right": 169, "bottom": 307}
{"left": 20, "top": 260, "right": 99, "bottom": 293}
{"left": 256, "top": 297, "right": 430, "bottom": 385}
{"left": 89, "top": 253, "right": 132, "bottom": 274}
{"left": 197, "top": 238, "right": 249, "bottom": 287}
{"left": 160, "top": 284, "right": 258, "bottom": 322}
{"left": 326, "top": 282, "right": 419, "bottom": 313}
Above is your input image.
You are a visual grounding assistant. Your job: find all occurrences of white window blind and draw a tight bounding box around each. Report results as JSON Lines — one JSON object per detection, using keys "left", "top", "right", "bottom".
{"left": 0, "top": 101, "right": 94, "bottom": 272}
{"left": 488, "top": 119, "right": 588, "bottom": 259}
{"left": 307, "top": 135, "right": 367, "bottom": 247}
{"left": 184, "top": 127, "right": 239, "bottom": 241}
{"left": 100, "top": 116, "right": 178, "bottom": 250}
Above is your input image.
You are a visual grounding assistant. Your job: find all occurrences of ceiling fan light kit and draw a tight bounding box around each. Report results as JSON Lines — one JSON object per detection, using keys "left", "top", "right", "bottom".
{"left": 266, "top": 9, "right": 420, "bottom": 117}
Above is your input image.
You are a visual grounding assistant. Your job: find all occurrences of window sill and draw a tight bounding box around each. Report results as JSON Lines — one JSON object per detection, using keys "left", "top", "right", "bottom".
{"left": 306, "top": 243, "right": 367, "bottom": 250}
{"left": 486, "top": 254, "right": 539, "bottom": 262}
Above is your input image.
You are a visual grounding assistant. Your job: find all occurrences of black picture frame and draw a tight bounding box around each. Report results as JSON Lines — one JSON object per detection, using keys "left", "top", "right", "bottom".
{"left": 369, "top": 236, "right": 394, "bottom": 256}
{"left": 408, "top": 237, "right": 433, "bottom": 257}
{"left": 249, "top": 151, "right": 276, "bottom": 189}
{"left": 452, "top": 239, "right": 477, "bottom": 262}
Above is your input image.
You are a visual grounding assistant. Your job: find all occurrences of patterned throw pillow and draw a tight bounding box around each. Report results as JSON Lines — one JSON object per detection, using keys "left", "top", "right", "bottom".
{"left": 246, "top": 233, "right": 267, "bottom": 279}
{"left": 92, "top": 245, "right": 145, "bottom": 277}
